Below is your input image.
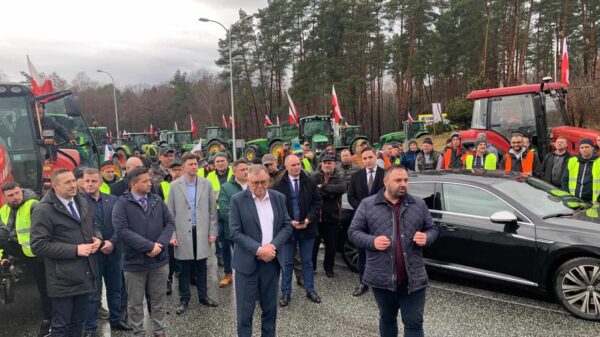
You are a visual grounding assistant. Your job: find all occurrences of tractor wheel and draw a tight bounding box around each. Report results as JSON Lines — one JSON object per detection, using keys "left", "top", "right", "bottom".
{"left": 269, "top": 141, "right": 284, "bottom": 160}
{"left": 207, "top": 140, "right": 224, "bottom": 156}
{"left": 244, "top": 146, "right": 259, "bottom": 162}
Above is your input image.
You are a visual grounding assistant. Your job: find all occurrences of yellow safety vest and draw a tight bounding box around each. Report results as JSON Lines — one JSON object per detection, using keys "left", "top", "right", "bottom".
{"left": 100, "top": 181, "right": 111, "bottom": 195}
{"left": 197, "top": 167, "right": 206, "bottom": 178}
{"left": 465, "top": 153, "right": 497, "bottom": 170}
{"left": 161, "top": 181, "right": 170, "bottom": 204}
{"left": 0, "top": 199, "right": 37, "bottom": 258}
{"left": 302, "top": 158, "right": 312, "bottom": 174}
{"left": 566, "top": 157, "right": 600, "bottom": 202}
{"left": 206, "top": 168, "right": 234, "bottom": 209}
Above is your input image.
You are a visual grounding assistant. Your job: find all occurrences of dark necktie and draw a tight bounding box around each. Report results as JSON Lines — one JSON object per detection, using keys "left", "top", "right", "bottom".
{"left": 368, "top": 170, "right": 374, "bottom": 193}
{"left": 139, "top": 197, "right": 148, "bottom": 213}
{"left": 68, "top": 201, "right": 80, "bottom": 221}
{"left": 293, "top": 178, "right": 299, "bottom": 196}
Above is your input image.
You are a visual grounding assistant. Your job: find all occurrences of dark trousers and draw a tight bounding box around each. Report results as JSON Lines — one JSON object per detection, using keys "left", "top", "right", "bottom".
{"left": 312, "top": 221, "right": 339, "bottom": 272}
{"left": 219, "top": 221, "right": 233, "bottom": 274}
{"left": 235, "top": 260, "right": 280, "bottom": 337}
{"left": 178, "top": 227, "right": 208, "bottom": 301}
{"left": 358, "top": 248, "right": 366, "bottom": 282}
{"left": 168, "top": 245, "right": 178, "bottom": 282}
{"left": 84, "top": 254, "right": 122, "bottom": 332}
{"left": 371, "top": 285, "right": 427, "bottom": 337}
{"left": 50, "top": 293, "right": 90, "bottom": 337}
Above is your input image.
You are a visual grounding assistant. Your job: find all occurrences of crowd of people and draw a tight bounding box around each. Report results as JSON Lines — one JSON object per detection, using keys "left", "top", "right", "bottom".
{"left": 0, "top": 130, "right": 599, "bottom": 337}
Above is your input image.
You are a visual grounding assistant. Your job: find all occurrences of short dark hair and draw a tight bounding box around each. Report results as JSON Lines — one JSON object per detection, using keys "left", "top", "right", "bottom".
{"left": 1, "top": 181, "right": 20, "bottom": 193}
{"left": 361, "top": 147, "right": 377, "bottom": 155}
{"left": 83, "top": 168, "right": 101, "bottom": 177}
{"left": 51, "top": 168, "right": 72, "bottom": 184}
{"left": 384, "top": 165, "right": 408, "bottom": 178}
{"left": 127, "top": 167, "right": 149, "bottom": 186}
{"left": 181, "top": 152, "right": 197, "bottom": 163}
{"left": 233, "top": 159, "right": 249, "bottom": 169}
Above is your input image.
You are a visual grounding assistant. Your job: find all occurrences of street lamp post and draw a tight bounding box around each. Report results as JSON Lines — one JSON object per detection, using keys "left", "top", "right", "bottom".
{"left": 199, "top": 17, "right": 250, "bottom": 161}
{"left": 97, "top": 69, "right": 119, "bottom": 138}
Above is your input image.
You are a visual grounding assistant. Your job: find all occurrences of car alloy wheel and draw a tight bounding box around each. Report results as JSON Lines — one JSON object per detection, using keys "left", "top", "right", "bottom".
{"left": 554, "top": 257, "right": 600, "bottom": 320}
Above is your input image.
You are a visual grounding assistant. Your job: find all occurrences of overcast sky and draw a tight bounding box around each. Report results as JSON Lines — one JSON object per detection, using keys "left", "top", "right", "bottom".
{"left": 0, "top": 0, "right": 267, "bottom": 86}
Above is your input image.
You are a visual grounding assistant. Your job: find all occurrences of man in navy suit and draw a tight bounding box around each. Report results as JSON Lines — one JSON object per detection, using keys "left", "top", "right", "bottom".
{"left": 229, "top": 164, "right": 292, "bottom": 337}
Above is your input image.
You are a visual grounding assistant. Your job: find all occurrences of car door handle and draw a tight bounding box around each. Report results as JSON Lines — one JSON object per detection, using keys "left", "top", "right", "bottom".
{"left": 441, "top": 224, "right": 457, "bottom": 232}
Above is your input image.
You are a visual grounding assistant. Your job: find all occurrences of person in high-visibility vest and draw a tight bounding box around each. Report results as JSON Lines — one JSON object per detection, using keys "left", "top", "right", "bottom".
{"left": 292, "top": 143, "right": 313, "bottom": 173}
{"left": 500, "top": 134, "right": 540, "bottom": 176}
{"left": 205, "top": 152, "right": 233, "bottom": 267}
{"left": 465, "top": 140, "right": 498, "bottom": 170}
{"left": 561, "top": 138, "right": 600, "bottom": 203}
{"left": 159, "top": 160, "right": 184, "bottom": 204}
{"left": 0, "top": 182, "right": 52, "bottom": 337}
{"left": 100, "top": 160, "right": 119, "bottom": 195}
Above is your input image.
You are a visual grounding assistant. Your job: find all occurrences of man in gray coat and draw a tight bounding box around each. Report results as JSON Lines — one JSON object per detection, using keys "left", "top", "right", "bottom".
{"left": 167, "top": 153, "right": 219, "bottom": 315}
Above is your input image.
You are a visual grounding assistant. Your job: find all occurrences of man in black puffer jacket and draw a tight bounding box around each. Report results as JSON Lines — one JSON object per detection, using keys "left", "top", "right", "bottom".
{"left": 349, "top": 166, "right": 438, "bottom": 337}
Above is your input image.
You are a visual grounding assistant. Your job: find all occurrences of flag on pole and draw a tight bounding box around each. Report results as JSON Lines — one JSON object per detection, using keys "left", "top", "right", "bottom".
{"left": 407, "top": 112, "right": 415, "bottom": 122}
{"left": 108, "top": 130, "right": 113, "bottom": 144}
{"left": 331, "top": 85, "right": 343, "bottom": 124}
{"left": 103, "top": 145, "right": 115, "bottom": 162}
{"left": 288, "top": 106, "right": 298, "bottom": 127}
{"left": 264, "top": 114, "right": 273, "bottom": 126}
{"left": 286, "top": 92, "right": 299, "bottom": 126}
{"left": 150, "top": 124, "right": 155, "bottom": 138}
{"left": 228, "top": 115, "right": 234, "bottom": 129}
{"left": 27, "top": 55, "right": 54, "bottom": 99}
{"left": 190, "top": 114, "right": 197, "bottom": 137}
{"left": 561, "top": 38, "right": 570, "bottom": 88}
{"left": 221, "top": 115, "right": 228, "bottom": 128}
{"left": 173, "top": 121, "right": 179, "bottom": 131}
{"left": 276, "top": 115, "right": 280, "bottom": 126}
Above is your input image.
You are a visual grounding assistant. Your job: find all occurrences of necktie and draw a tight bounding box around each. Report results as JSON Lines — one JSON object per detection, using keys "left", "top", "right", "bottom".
{"left": 68, "top": 201, "right": 80, "bottom": 221}
{"left": 368, "top": 170, "right": 374, "bottom": 193}
{"left": 293, "top": 178, "right": 299, "bottom": 196}
{"left": 139, "top": 197, "right": 148, "bottom": 213}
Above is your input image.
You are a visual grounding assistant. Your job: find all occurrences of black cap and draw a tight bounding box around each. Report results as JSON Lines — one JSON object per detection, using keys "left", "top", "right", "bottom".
{"left": 422, "top": 137, "right": 433, "bottom": 145}
{"left": 580, "top": 138, "right": 594, "bottom": 147}
{"left": 159, "top": 147, "right": 174, "bottom": 156}
{"left": 168, "top": 160, "right": 183, "bottom": 168}
{"left": 321, "top": 154, "right": 336, "bottom": 162}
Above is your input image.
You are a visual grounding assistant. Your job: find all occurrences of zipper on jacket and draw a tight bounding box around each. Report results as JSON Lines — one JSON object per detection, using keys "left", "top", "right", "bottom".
{"left": 390, "top": 210, "right": 397, "bottom": 292}
{"left": 579, "top": 162, "right": 589, "bottom": 198}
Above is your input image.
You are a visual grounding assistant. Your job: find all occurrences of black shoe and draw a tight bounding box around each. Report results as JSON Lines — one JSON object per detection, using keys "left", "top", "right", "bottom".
{"left": 166, "top": 279, "right": 172, "bottom": 296}
{"left": 306, "top": 291, "right": 322, "bottom": 303}
{"left": 82, "top": 332, "right": 97, "bottom": 337}
{"left": 176, "top": 300, "right": 189, "bottom": 315}
{"left": 111, "top": 320, "right": 133, "bottom": 331}
{"left": 217, "top": 257, "right": 224, "bottom": 267}
{"left": 37, "top": 320, "right": 51, "bottom": 337}
{"left": 296, "top": 277, "right": 304, "bottom": 287}
{"left": 279, "top": 294, "right": 291, "bottom": 307}
{"left": 325, "top": 270, "right": 334, "bottom": 278}
{"left": 199, "top": 296, "right": 218, "bottom": 307}
{"left": 352, "top": 283, "right": 369, "bottom": 297}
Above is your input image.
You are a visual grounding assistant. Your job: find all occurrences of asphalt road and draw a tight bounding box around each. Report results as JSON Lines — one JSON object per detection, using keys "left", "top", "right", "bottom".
{"left": 1, "top": 253, "right": 598, "bottom": 337}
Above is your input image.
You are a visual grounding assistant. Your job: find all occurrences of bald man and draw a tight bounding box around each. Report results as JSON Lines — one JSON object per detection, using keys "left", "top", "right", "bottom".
{"left": 110, "top": 157, "right": 146, "bottom": 197}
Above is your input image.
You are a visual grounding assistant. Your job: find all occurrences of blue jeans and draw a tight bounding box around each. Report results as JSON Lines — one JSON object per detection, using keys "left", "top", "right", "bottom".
{"left": 371, "top": 285, "right": 426, "bottom": 337}
{"left": 281, "top": 234, "right": 315, "bottom": 294}
{"left": 85, "top": 253, "right": 123, "bottom": 332}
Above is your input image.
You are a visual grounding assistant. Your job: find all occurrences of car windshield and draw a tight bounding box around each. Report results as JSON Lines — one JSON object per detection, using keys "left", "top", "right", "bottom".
{"left": 492, "top": 178, "right": 579, "bottom": 218}
{"left": 302, "top": 120, "right": 330, "bottom": 137}
{"left": 175, "top": 133, "right": 192, "bottom": 144}
{"left": 131, "top": 134, "right": 149, "bottom": 144}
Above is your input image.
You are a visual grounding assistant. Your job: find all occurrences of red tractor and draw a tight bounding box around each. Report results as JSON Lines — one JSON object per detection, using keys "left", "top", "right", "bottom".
{"left": 0, "top": 82, "right": 100, "bottom": 206}
{"left": 459, "top": 79, "right": 599, "bottom": 158}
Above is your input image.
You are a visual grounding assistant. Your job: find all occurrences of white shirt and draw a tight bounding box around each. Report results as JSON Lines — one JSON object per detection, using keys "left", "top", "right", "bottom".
{"left": 365, "top": 167, "right": 376, "bottom": 182}
{"left": 288, "top": 174, "right": 300, "bottom": 194}
{"left": 235, "top": 179, "right": 248, "bottom": 191}
{"left": 56, "top": 194, "right": 80, "bottom": 219}
{"left": 253, "top": 192, "right": 274, "bottom": 246}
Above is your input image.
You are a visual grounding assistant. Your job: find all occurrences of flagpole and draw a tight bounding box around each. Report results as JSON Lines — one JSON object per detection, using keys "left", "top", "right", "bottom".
{"left": 97, "top": 70, "right": 119, "bottom": 139}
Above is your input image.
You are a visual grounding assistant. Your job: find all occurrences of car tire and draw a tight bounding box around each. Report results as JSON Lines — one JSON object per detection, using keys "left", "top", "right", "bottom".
{"left": 553, "top": 256, "right": 600, "bottom": 321}
{"left": 341, "top": 231, "right": 358, "bottom": 273}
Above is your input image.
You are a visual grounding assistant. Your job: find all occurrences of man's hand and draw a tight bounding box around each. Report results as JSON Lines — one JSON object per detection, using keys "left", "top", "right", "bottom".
{"left": 100, "top": 240, "right": 114, "bottom": 254}
{"left": 91, "top": 237, "right": 102, "bottom": 253}
{"left": 170, "top": 238, "right": 178, "bottom": 247}
{"left": 146, "top": 243, "right": 163, "bottom": 257}
{"left": 257, "top": 244, "right": 276, "bottom": 262}
{"left": 209, "top": 235, "right": 216, "bottom": 244}
{"left": 0, "top": 259, "right": 10, "bottom": 266}
{"left": 413, "top": 232, "right": 427, "bottom": 247}
{"left": 77, "top": 243, "right": 94, "bottom": 257}
{"left": 373, "top": 236, "right": 391, "bottom": 251}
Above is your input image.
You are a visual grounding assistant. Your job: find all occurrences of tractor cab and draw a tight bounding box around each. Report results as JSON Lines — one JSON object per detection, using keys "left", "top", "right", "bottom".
{"left": 300, "top": 115, "right": 332, "bottom": 154}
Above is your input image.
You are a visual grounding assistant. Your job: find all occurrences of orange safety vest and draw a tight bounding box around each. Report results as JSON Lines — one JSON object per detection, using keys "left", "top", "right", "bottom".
{"left": 442, "top": 148, "right": 469, "bottom": 169}
{"left": 504, "top": 151, "right": 535, "bottom": 175}
{"left": 380, "top": 154, "right": 392, "bottom": 169}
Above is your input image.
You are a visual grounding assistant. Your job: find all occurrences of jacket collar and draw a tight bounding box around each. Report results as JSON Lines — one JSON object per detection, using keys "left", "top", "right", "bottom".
{"left": 41, "top": 190, "right": 90, "bottom": 221}
{"left": 373, "top": 188, "right": 415, "bottom": 206}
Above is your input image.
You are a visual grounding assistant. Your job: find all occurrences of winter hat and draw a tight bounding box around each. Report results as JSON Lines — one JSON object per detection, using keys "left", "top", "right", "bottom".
{"left": 580, "top": 138, "right": 594, "bottom": 147}
{"left": 422, "top": 138, "right": 433, "bottom": 145}
{"left": 292, "top": 142, "right": 303, "bottom": 156}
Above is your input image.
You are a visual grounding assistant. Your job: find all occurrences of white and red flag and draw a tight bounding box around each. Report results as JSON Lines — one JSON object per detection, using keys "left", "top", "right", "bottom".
{"left": 27, "top": 55, "right": 54, "bottom": 99}
{"left": 407, "top": 112, "right": 415, "bottom": 122}
{"left": 221, "top": 114, "right": 228, "bottom": 128}
{"left": 228, "top": 115, "right": 234, "bottom": 129}
{"left": 264, "top": 114, "right": 273, "bottom": 126}
{"left": 150, "top": 124, "right": 155, "bottom": 138}
{"left": 190, "top": 114, "right": 197, "bottom": 137}
{"left": 286, "top": 92, "right": 299, "bottom": 126}
{"left": 331, "top": 85, "right": 343, "bottom": 124}
{"left": 561, "top": 38, "right": 570, "bottom": 88}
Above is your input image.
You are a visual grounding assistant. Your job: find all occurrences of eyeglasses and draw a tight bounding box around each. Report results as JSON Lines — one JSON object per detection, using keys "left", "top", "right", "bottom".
{"left": 250, "top": 180, "right": 269, "bottom": 186}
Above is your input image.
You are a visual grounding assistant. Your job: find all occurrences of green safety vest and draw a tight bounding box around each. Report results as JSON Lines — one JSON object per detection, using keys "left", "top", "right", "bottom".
{"left": 302, "top": 158, "right": 312, "bottom": 174}
{"left": 161, "top": 181, "right": 170, "bottom": 204}
{"left": 206, "top": 168, "right": 234, "bottom": 209}
{"left": 465, "top": 153, "right": 497, "bottom": 170}
{"left": 100, "top": 181, "right": 111, "bottom": 195}
{"left": 0, "top": 199, "right": 37, "bottom": 258}
{"left": 566, "top": 157, "right": 600, "bottom": 202}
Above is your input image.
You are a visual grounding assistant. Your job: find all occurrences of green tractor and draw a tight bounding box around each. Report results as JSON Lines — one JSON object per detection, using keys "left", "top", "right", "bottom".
{"left": 88, "top": 126, "right": 109, "bottom": 147}
{"left": 243, "top": 125, "right": 299, "bottom": 162}
{"left": 116, "top": 132, "right": 159, "bottom": 161}
{"left": 375, "top": 121, "right": 429, "bottom": 148}
{"left": 157, "top": 130, "right": 195, "bottom": 154}
{"left": 300, "top": 115, "right": 369, "bottom": 155}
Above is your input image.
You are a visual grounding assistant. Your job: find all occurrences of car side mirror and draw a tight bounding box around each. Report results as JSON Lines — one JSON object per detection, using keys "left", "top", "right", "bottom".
{"left": 490, "top": 211, "right": 517, "bottom": 224}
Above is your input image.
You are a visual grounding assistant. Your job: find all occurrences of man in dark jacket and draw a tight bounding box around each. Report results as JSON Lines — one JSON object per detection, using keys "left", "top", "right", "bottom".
{"left": 415, "top": 138, "right": 441, "bottom": 172}
{"left": 149, "top": 147, "right": 175, "bottom": 187}
{"left": 81, "top": 168, "right": 131, "bottom": 336}
{"left": 110, "top": 156, "right": 145, "bottom": 197}
{"left": 500, "top": 134, "right": 540, "bottom": 176}
{"left": 31, "top": 168, "right": 102, "bottom": 337}
{"left": 348, "top": 147, "right": 385, "bottom": 296}
{"left": 401, "top": 139, "right": 421, "bottom": 171}
{"left": 561, "top": 139, "right": 600, "bottom": 202}
{"left": 311, "top": 154, "right": 346, "bottom": 277}
{"left": 218, "top": 159, "right": 249, "bottom": 288}
{"left": 273, "top": 155, "right": 322, "bottom": 307}
{"left": 337, "top": 149, "right": 360, "bottom": 189}
{"left": 349, "top": 166, "right": 439, "bottom": 337}
{"left": 0, "top": 183, "right": 52, "bottom": 337}
{"left": 113, "top": 167, "right": 175, "bottom": 337}
{"left": 540, "top": 136, "right": 571, "bottom": 186}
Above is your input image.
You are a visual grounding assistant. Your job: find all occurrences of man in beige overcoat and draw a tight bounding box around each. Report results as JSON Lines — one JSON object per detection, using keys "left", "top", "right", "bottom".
{"left": 167, "top": 153, "right": 219, "bottom": 315}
